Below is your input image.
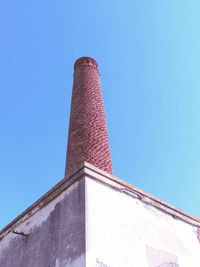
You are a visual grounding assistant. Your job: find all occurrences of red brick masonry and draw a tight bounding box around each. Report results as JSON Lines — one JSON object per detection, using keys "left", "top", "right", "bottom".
{"left": 65, "top": 57, "right": 113, "bottom": 177}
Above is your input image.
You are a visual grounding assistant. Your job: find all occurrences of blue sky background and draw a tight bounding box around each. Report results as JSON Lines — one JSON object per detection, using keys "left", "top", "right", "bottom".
{"left": 1, "top": 0, "right": 200, "bottom": 229}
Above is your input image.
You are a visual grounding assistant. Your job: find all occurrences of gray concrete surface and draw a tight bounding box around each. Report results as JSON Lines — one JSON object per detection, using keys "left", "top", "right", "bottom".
{"left": 0, "top": 179, "right": 85, "bottom": 267}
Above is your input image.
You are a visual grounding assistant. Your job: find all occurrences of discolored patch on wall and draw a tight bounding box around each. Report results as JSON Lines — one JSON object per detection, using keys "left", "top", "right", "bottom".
{"left": 0, "top": 179, "right": 85, "bottom": 267}
{"left": 156, "top": 263, "right": 179, "bottom": 267}
{"left": 146, "top": 245, "right": 179, "bottom": 267}
{"left": 96, "top": 258, "right": 110, "bottom": 267}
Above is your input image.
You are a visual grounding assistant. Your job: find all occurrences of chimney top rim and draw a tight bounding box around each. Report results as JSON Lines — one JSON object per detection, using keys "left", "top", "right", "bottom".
{"left": 74, "top": 57, "right": 98, "bottom": 70}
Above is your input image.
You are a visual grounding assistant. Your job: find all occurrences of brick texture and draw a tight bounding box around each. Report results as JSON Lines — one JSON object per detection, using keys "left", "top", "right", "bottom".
{"left": 65, "top": 57, "right": 113, "bottom": 178}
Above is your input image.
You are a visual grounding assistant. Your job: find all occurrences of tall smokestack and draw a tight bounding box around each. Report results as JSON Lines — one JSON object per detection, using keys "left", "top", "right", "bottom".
{"left": 65, "top": 57, "right": 113, "bottom": 178}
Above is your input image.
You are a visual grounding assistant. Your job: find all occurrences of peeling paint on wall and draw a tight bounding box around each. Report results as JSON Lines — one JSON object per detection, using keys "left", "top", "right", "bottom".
{"left": 1, "top": 171, "right": 200, "bottom": 267}
{"left": 146, "top": 245, "right": 179, "bottom": 267}
{"left": 65, "top": 254, "right": 85, "bottom": 267}
{"left": 156, "top": 263, "right": 179, "bottom": 267}
{"left": 96, "top": 258, "right": 110, "bottom": 267}
{"left": 0, "top": 179, "right": 85, "bottom": 267}
{"left": 86, "top": 177, "right": 200, "bottom": 267}
{"left": 55, "top": 258, "right": 60, "bottom": 267}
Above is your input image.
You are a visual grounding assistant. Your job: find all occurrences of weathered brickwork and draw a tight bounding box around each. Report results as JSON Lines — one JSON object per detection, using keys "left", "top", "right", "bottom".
{"left": 65, "top": 57, "right": 113, "bottom": 178}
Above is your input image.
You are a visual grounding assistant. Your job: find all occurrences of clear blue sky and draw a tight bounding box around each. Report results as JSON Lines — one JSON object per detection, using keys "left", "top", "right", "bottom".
{"left": 1, "top": 0, "right": 200, "bottom": 230}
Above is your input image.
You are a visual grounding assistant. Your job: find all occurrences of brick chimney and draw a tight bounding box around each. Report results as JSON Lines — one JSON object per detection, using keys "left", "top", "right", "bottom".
{"left": 65, "top": 57, "right": 113, "bottom": 178}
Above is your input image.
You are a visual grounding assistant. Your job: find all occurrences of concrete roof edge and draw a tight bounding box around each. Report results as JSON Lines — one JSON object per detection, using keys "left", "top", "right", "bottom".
{"left": 83, "top": 162, "right": 200, "bottom": 227}
{"left": 1, "top": 162, "right": 200, "bottom": 241}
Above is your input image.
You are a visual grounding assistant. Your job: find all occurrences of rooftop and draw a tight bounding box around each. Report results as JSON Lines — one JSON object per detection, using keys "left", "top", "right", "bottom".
{"left": 1, "top": 162, "right": 200, "bottom": 241}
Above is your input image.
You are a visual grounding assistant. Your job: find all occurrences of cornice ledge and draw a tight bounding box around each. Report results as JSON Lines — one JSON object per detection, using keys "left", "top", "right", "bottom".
{"left": 82, "top": 162, "right": 200, "bottom": 228}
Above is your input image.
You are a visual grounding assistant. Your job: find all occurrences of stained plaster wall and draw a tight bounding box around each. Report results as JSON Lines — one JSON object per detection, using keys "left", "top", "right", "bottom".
{"left": 85, "top": 177, "right": 200, "bottom": 267}
{"left": 1, "top": 167, "right": 200, "bottom": 267}
{"left": 0, "top": 179, "right": 85, "bottom": 267}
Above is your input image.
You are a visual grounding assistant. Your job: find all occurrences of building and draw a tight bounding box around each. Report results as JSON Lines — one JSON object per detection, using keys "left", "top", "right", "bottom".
{"left": 0, "top": 57, "right": 200, "bottom": 267}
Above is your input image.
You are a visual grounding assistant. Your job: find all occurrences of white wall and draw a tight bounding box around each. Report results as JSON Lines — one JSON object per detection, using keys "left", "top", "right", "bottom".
{"left": 85, "top": 177, "right": 200, "bottom": 267}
